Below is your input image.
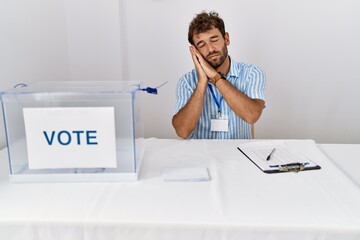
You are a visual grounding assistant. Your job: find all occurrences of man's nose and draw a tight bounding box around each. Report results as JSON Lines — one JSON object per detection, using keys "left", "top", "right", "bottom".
{"left": 207, "top": 43, "right": 216, "bottom": 53}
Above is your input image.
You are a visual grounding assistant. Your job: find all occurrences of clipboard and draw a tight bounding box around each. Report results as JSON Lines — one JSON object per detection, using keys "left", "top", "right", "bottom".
{"left": 237, "top": 141, "right": 321, "bottom": 173}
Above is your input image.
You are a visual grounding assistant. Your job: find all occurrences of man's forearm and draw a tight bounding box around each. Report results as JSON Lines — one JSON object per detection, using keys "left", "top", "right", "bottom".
{"left": 216, "top": 79, "right": 264, "bottom": 124}
{"left": 172, "top": 81, "right": 207, "bottom": 139}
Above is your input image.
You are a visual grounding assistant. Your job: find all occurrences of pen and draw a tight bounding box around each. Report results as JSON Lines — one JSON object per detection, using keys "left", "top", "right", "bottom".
{"left": 266, "top": 148, "right": 276, "bottom": 161}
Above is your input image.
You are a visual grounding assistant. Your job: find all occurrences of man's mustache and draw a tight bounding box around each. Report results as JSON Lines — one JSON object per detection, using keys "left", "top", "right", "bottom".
{"left": 206, "top": 51, "right": 220, "bottom": 59}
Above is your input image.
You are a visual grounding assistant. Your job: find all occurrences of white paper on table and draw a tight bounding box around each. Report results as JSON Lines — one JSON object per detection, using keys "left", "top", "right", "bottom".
{"left": 162, "top": 167, "right": 210, "bottom": 182}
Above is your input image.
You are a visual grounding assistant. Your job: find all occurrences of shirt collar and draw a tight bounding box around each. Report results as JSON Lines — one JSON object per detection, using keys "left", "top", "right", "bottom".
{"left": 226, "top": 56, "right": 240, "bottom": 79}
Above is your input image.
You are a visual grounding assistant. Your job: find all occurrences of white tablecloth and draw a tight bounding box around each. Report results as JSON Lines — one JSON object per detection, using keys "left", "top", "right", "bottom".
{"left": 0, "top": 139, "right": 360, "bottom": 240}
{"left": 318, "top": 144, "right": 360, "bottom": 187}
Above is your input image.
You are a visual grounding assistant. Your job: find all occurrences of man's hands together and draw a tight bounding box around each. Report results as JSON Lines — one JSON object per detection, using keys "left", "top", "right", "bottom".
{"left": 172, "top": 46, "right": 213, "bottom": 139}
{"left": 189, "top": 46, "right": 218, "bottom": 84}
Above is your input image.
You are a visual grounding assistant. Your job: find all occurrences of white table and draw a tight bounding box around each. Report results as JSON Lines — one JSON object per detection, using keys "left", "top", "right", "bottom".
{"left": 1, "top": 139, "right": 360, "bottom": 240}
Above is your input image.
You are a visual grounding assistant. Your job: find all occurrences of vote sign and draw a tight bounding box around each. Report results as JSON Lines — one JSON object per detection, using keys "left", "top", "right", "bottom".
{"left": 23, "top": 107, "right": 117, "bottom": 169}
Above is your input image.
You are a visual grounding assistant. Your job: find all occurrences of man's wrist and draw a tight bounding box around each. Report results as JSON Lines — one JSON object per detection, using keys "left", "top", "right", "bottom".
{"left": 210, "top": 73, "right": 221, "bottom": 86}
{"left": 210, "top": 73, "right": 225, "bottom": 86}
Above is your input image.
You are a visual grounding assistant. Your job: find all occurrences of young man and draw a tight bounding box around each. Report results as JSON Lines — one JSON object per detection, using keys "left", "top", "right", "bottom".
{"left": 172, "top": 11, "right": 266, "bottom": 139}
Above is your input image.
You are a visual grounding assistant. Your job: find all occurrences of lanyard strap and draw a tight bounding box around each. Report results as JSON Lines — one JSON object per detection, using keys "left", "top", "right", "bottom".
{"left": 208, "top": 84, "right": 223, "bottom": 114}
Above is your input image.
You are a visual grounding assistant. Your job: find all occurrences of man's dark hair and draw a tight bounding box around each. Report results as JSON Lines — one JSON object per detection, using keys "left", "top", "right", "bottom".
{"left": 188, "top": 11, "right": 226, "bottom": 45}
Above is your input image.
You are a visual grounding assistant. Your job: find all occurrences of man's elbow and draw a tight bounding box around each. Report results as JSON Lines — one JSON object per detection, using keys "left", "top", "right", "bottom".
{"left": 172, "top": 117, "right": 191, "bottom": 139}
{"left": 175, "top": 128, "right": 190, "bottom": 139}
{"left": 243, "top": 109, "right": 263, "bottom": 125}
{"left": 244, "top": 100, "right": 265, "bottom": 124}
{"left": 245, "top": 116, "right": 259, "bottom": 125}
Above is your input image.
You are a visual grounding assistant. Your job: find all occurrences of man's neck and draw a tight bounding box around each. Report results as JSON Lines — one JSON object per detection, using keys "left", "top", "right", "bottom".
{"left": 216, "top": 56, "right": 230, "bottom": 76}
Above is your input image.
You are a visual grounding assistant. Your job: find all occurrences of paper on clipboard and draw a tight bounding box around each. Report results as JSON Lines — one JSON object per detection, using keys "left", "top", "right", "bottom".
{"left": 238, "top": 141, "right": 321, "bottom": 173}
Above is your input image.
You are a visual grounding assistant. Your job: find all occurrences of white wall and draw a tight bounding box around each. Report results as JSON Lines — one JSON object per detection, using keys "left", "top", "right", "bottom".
{"left": 1, "top": 0, "right": 360, "bottom": 148}
{"left": 0, "top": 0, "right": 124, "bottom": 148}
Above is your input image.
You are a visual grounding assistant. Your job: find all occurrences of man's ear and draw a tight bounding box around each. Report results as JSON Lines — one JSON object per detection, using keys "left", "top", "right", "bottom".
{"left": 224, "top": 32, "right": 230, "bottom": 46}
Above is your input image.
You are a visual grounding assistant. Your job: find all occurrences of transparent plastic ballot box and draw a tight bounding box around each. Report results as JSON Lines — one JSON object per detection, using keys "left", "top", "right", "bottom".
{"left": 0, "top": 81, "right": 144, "bottom": 182}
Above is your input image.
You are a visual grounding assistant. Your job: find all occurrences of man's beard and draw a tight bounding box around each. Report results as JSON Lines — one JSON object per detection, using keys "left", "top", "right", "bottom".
{"left": 205, "top": 44, "right": 228, "bottom": 69}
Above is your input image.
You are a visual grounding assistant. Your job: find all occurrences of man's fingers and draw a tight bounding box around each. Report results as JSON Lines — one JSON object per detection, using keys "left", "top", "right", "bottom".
{"left": 189, "top": 46, "right": 208, "bottom": 81}
{"left": 193, "top": 52, "right": 216, "bottom": 77}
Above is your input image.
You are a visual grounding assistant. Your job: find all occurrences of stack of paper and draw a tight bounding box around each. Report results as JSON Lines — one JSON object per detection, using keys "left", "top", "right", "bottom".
{"left": 162, "top": 167, "right": 210, "bottom": 182}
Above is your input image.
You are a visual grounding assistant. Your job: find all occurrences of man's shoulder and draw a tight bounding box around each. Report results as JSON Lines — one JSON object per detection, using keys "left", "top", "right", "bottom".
{"left": 231, "top": 58, "right": 263, "bottom": 74}
{"left": 182, "top": 69, "right": 197, "bottom": 79}
{"left": 231, "top": 60, "right": 264, "bottom": 80}
{"left": 179, "top": 69, "right": 198, "bottom": 84}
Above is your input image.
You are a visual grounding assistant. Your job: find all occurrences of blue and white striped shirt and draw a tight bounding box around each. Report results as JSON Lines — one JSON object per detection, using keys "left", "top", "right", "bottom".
{"left": 174, "top": 57, "right": 266, "bottom": 139}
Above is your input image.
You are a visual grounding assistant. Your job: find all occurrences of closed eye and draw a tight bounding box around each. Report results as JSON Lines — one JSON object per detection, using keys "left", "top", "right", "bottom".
{"left": 210, "top": 36, "right": 219, "bottom": 42}
{"left": 196, "top": 41, "right": 205, "bottom": 48}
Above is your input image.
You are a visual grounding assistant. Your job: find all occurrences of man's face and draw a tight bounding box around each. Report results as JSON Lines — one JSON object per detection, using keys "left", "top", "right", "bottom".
{"left": 192, "top": 28, "right": 230, "bottom": 69}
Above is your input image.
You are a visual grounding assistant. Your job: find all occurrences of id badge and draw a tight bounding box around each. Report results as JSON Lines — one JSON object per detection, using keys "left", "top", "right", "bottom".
{"left": 210, "top": 114, "right": 228, "bottom": 132}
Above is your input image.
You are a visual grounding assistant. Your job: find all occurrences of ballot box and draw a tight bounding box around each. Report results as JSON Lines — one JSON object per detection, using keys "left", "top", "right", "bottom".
{"left": 0, "top": 81, "right": 144, "bottom": 182}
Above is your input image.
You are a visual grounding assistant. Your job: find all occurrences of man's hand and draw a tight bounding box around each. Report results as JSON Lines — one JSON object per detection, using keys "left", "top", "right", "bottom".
{"left": 189, "top": 45, "right": 218, "bottom": 80}
{"left": 172, "top": 46, "right": 210, "bottom": 139}
{"left": 189, "top": 46, "right": 210, "bottom": 84}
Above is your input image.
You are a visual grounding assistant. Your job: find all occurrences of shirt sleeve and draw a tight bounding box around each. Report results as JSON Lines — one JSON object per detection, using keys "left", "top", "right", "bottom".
{"left": 246, "top": 65, "right": 266, "bottom": 101}
{"left": 174, "top": 74, "right": 194, "bottom": 115}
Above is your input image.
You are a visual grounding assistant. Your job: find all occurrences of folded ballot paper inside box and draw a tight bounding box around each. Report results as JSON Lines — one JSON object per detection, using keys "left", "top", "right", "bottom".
{"left": 238, "top": 140, "right": 321, "bottom": 173}
{"left": 0, "top": 81, "right": 144, "bottom": 182}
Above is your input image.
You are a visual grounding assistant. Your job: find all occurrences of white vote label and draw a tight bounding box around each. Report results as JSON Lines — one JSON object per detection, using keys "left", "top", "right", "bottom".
{"left": 23, "top": 107, "right": 117, "bottom": 169}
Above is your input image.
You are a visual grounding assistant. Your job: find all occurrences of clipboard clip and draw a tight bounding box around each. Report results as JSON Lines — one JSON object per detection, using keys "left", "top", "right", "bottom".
{"left": 278, "top": 162, "right": 306, "bottom": 172}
